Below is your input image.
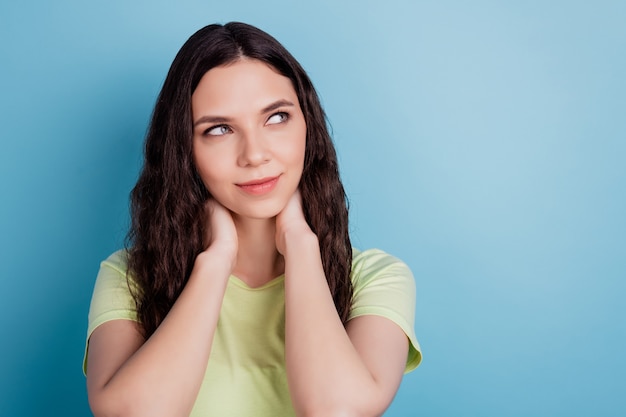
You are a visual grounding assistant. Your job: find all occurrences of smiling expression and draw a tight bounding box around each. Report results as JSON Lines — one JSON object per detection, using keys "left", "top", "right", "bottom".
{"left": 191, "top": 58, "right": 307, "bottom": 220}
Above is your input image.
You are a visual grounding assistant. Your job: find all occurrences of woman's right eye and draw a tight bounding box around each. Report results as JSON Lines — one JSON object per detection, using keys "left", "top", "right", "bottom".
{"left": 204, "top": 125, "right": 232, "bottom": 136}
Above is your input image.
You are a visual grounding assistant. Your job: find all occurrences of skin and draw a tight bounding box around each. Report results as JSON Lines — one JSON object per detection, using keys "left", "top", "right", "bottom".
{"left": 191, "top": 59, "right": 306, "bottom": 287}
{"left": 86, "top": 59, "right": 409, "bottom": 417}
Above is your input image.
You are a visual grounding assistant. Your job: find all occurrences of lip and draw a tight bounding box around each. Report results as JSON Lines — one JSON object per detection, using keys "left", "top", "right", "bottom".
{"left": 236, "top": 175, "right": 280, "bottom": 195}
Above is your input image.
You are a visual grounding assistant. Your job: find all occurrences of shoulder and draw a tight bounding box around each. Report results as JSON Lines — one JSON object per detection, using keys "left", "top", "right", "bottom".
{"left": 350, "top": 248, "right": 415, "bottom": 292}
{"left": 84, "top": 250, "right": 138, "bottom": 374}
{"left": 101, "top": 249, "right": 130, "bottom": 272}
{"left": 349, "top": 248, "right": 421, "bottom": 372}
{"left": 89, "top": 249, "right": 139, "bottom": 315}
{"left": 94, "top": 249, "right": 140, "bottom": 291}
{"left": 87, "top": 249, "right": 138, "bottom": 328}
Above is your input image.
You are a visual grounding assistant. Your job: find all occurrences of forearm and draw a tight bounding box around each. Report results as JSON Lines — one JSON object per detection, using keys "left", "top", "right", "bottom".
{"left": 283, "top": 235, "right": 385, "bottom": 417}
{"left": 89, "top": 247, "right": 232, "bottom": 417}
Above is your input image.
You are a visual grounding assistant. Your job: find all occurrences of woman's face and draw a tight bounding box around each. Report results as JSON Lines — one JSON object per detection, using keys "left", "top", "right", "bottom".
{"left": 191, "top": 58, "right": 306, "bottom": 220}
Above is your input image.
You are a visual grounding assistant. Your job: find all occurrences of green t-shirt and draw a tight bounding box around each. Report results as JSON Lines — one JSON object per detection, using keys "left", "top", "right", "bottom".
{"left": 84, "top": 248, "right": 421, "bottom": 416}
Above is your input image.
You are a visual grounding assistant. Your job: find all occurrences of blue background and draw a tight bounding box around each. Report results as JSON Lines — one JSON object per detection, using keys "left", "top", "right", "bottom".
{"left": 1, "top": 1, "right": 625, "bottom": 416}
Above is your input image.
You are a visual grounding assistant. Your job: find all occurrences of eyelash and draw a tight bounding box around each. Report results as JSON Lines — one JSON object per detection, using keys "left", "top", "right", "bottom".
{"left": 202, "top": 111, "right": 290, "bottom": 137}
{"left": 267, "top": 111, "right": 290, "bottom": 125}
{"left": 203, "top": 125, "right": 231, "bottom": 136}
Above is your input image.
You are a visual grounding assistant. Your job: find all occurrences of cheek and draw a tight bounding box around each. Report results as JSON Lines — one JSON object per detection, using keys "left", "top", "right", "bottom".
{"left": 194, "top": 152, "right": 225, "bottom": 192}
{"left": 290, "top": 125, "right": 307, "bottom": 165}
{"left": 298, "top": 134, "right": 307, "bottom": 169}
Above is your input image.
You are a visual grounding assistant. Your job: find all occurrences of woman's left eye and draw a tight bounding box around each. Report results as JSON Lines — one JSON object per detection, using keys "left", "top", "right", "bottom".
{"left": 266, "top": 112, "right": 289, "bottom": 125}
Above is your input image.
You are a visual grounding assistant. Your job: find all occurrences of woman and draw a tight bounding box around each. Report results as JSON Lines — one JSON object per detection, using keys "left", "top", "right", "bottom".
{"left": 84, "top": 22, "right": 421, "bottom": 417}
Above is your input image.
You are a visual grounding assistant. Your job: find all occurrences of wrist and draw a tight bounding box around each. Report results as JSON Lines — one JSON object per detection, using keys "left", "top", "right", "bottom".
{"left": 196, "top": 243, "right": 237, "bottom": 273}
{"left": 282, "top": 228, "right": 319, "bottom": 257}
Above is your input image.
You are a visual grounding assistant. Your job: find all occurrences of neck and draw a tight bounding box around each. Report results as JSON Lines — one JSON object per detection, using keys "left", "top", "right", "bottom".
{"left": 231, "top": 216, "right": 284, "bottom": 288}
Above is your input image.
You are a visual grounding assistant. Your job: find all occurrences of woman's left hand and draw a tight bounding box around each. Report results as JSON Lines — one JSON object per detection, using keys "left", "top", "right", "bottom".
{"left": 275, "top": 190, "right": 315, "bottom": 256}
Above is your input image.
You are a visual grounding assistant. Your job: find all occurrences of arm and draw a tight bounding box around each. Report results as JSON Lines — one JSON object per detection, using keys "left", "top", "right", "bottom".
{"left": 86, "top": 201, "right": 238, "bottom": 417}
{"left": 276, "top": 193, "right": 409, "bottom": 417}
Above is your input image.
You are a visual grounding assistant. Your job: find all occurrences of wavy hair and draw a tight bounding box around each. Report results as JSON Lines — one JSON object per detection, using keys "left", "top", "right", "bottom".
{"left": 126, "top": 22, "right": 352, "bottom": 338}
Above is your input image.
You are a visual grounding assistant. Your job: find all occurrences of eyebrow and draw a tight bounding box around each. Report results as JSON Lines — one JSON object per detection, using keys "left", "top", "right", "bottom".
{"left": 193, "top": 99, "right": 295, "bottom": 127}
{"left": 261, "top": 99, "right": 294, "bottom": 114}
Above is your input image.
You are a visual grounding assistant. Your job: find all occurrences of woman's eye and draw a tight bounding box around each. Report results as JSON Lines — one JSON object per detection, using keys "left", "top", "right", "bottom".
{"left": 266, "top": 112, "right": 289, "bottom": 125}
{"left": 205, "top": 125, "right": 231, "bottom": 136}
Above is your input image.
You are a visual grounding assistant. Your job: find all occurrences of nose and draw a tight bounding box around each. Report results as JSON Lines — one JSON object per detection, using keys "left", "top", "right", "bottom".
{"left": 237, "top": 128, "right": 271, "bottom": 167}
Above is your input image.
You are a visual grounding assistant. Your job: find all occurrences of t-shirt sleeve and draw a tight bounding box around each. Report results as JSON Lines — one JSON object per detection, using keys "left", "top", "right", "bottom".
{"left": 83, "top": 250, "right": 139, "bottom": 374}
{"left": 349, "top": 249, "right": 422, "bottom": 373}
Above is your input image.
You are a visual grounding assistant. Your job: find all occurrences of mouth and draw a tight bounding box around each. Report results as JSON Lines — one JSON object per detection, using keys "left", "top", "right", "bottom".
{"left": 236, "top": 175, "right": 280, "bottom": 195}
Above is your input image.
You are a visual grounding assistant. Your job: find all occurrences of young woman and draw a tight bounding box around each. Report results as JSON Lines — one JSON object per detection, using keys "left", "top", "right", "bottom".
{"left": 84, "top": 22, "right": 421, "bottom": 417}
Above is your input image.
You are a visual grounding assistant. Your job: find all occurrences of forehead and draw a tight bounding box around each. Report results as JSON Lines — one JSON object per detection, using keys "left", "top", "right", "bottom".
{"left": 191, "top": 59, "right": 299, "bottom": 116}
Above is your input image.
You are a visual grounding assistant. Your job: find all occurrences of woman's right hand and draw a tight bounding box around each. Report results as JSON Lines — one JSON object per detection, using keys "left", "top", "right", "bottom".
{"left": 88, "top": 200, "right": 237, "bottom": 417}
{"left": 202, "top": 199, "right": 238, "bottom": 268}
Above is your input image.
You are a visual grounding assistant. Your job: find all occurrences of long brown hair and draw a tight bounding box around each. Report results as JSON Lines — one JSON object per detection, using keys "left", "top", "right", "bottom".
{"left": 127, "top": 22, "right": 352, "bottom": 338}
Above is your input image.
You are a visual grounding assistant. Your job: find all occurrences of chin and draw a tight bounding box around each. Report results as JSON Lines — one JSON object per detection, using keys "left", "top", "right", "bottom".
{"left": 229, "top": 199, "right": 287, "bottom": 220}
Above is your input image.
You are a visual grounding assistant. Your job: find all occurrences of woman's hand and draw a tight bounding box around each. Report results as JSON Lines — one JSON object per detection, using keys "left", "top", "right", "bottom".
{"left": 275, "top": 190, "right": 316, "bottom": 256}
{"left": 202, "top": 199, "right": 238, "bottom": 267}
{"left": 88, "top": 198, "right": 238, "bottom": 417}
